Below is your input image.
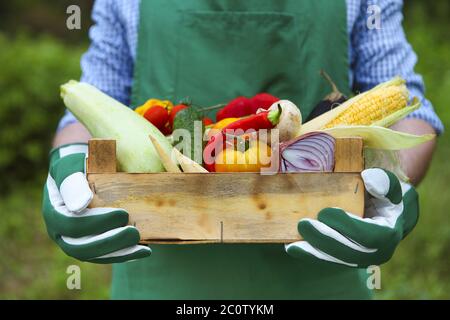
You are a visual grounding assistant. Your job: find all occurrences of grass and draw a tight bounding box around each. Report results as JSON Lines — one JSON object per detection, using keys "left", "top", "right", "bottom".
{"left": 0, "top": 4, "right": 449, "bottom": 299}
{"left": 375, "top": 7, "right": 450, "bottom": 299}
{"left": 0, "top": 185, "right": 111, "bottom": 299}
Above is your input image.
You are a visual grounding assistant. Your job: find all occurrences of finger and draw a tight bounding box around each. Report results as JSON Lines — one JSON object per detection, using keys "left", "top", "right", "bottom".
{"left": 361, "top": 168, "right": 402, "bottom": 205}
{"left": 44, "top": 177, "right": 128, "bottom": 237}
{"left": 317, "top": 207, "right": 399, "bottom": 249}
{"left": 400, "top": 185, "right": 419, "bottom": 238}
{"left": 53, "top": 207, "right": 129, "bottom": 238}
{"left": 298, "top": 218, "right": 377, "bottom": 267}
{"left": 57, "top": 226, "right": 140, "bottom": 261}
{"left": 50, "top": 153, "right": 93, "bottom": 212}
{"left": 60, "top": 172, "right": 93, "bottom": 212}
{"left": 89, "top": 245, "right": 151, "bottom": 264}
{"left": 51, "top": 144, "right": 88, "bottom": 160}
{"left": 285, "top": 241, "right": 357, "bottom": 267}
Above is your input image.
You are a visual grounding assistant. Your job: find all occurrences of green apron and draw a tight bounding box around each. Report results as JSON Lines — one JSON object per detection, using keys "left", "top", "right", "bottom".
{"left": 112, "top": 0, "right": 372, "bottom": 299}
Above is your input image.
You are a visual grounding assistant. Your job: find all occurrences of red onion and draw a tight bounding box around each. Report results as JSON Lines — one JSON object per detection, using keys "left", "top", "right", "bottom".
{"left": 279, "top": 132, "right": 335, "bottom": 172}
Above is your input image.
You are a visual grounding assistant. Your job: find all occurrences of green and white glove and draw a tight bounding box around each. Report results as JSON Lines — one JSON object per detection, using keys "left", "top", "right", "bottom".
{"left": 42, "top": 143, "right": 151, "bottom": 264}
{"left": 286, "top": 168, "right": 419, "bottom": 268}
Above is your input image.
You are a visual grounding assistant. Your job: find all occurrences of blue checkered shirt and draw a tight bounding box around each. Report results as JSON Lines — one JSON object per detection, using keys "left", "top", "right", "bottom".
{"left": 58, "top": 0, "right": 444, "bottom": 134}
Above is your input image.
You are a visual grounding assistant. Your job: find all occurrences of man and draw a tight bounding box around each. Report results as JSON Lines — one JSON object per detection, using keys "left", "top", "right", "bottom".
{"left": 43, "top": 0, "right": 443, "bottom": 299}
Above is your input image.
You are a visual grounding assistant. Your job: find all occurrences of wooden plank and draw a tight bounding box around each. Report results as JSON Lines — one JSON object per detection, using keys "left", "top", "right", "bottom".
{"left": 334, "top": 137, "right": 364, "bottom": 173}
{"left": 88, "top": 172, "right": 364, "bottom": 243}
{"left": 87, "top": 139, "right": 117, "bottom": 174}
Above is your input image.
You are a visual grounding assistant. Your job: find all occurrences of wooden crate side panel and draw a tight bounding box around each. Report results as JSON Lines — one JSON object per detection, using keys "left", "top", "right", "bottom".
{"left": 88, "top": 173, "right": 364, "bottom": 243}
{"left": 86, "top": 137, "right": 365, "bottom": 244}
{"left": 334, "top": 138, "right": 364, "bottom": 172}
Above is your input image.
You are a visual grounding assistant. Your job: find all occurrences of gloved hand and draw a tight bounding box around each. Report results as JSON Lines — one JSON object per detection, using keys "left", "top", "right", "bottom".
{"left": 42, "top": 143, "right": 151, "bottom": 264}
{"left": 286, "top": 168, "right": 418, "bottom": 268}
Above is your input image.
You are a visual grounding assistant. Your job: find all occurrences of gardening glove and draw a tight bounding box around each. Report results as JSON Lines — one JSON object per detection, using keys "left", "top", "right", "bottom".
{"left": 286, "top": 168, "right": 418, "bottom": 268}
{"left": 42, "top": 143, "right": 151, "bottom": 264}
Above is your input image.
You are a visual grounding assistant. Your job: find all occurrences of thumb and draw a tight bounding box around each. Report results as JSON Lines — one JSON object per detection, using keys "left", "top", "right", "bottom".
{"left": 50, "top": 152, "right": 93, "bottom": 212}
{"left": 361, "top": 168, "right": 402, "bottom": 205}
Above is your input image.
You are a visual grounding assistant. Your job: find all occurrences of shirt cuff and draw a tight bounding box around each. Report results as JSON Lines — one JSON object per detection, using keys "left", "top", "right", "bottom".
{"left": 57, "top": 110, "right": 79, "bottom": 132}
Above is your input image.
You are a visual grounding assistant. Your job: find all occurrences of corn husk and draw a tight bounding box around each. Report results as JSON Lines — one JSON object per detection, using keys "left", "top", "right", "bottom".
{"left": 323, "top": 125, "right": 435, "bottom": 150}
{"left": 364, "top": 148, "right": 409, "bottom": 182}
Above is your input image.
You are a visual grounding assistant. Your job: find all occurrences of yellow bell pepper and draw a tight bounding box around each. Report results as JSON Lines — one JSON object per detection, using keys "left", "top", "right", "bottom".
{"left": 215, "top": 138, "right": 272, "bottom": 172}
{"left": 135, "top": 98, "right": 174, "bottom": 116}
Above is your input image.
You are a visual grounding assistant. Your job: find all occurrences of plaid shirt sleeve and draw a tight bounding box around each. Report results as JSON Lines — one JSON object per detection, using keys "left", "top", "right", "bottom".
{"left": 57, "top": 0, "right": 138, "bottom": 131}
{"left": 349, "top": 0, "right": 444, "bottom": 134}
{"left": 59, "top": 0, "right": 444, "bottom": 134}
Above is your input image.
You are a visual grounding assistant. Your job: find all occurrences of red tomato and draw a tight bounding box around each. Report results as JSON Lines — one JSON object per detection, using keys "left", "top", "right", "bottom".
{"left": 143, "top": 106, "right": 169, "bottom": 132}
{"left": 202, "top": 117, "right": 214, "bottom": 126}
{"left": 160, "top": 125, "right": 172, "bottom": 136}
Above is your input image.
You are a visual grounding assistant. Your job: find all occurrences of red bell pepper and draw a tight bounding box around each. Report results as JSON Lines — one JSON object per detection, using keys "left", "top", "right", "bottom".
{"left": 216, "top": 93, "right": 279, "bottom": 122}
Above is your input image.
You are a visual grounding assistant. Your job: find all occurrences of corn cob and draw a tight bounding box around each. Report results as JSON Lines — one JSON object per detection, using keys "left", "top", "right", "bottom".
{"left": 298, "top": 77, "right": 415, "bottom": 136}
{"left": 324, "top": 83, "right": 409, "bottom": 128}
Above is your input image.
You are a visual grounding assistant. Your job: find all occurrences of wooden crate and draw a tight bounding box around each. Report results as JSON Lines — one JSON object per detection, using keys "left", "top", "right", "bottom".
{"left": 87, "top": 138, "right": 365, "bottom": 244}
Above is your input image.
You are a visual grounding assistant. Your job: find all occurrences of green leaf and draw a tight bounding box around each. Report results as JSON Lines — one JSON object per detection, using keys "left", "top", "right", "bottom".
{"left": 173, "top": 107, "right": 205, "bottom": 161}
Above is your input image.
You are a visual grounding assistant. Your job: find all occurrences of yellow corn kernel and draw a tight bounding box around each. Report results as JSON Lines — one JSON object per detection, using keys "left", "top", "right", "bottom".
{"left": 324, "top": 85, "right": 408, "bottom": 128}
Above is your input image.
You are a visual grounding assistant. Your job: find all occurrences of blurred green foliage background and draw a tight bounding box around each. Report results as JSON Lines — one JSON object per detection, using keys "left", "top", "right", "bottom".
{"left": 0, "top": 0, "right": 448, "bottom": 299}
